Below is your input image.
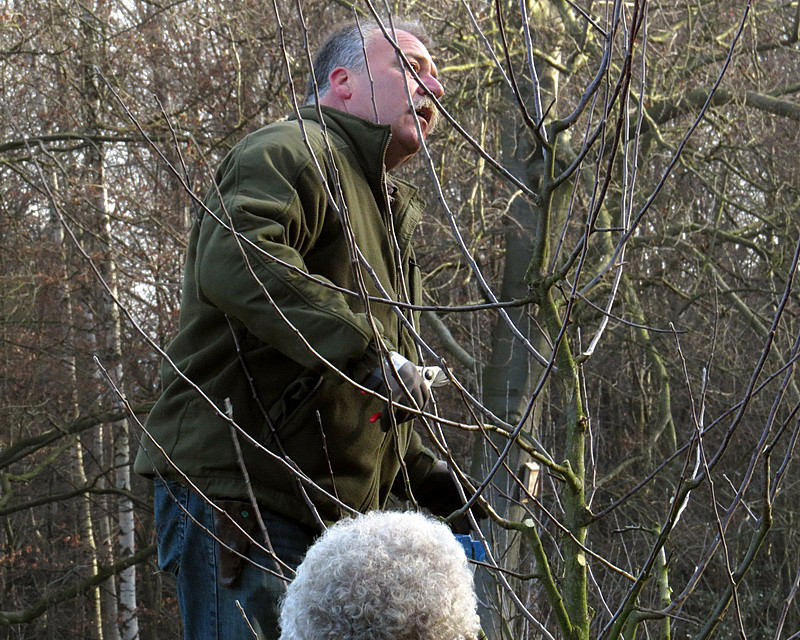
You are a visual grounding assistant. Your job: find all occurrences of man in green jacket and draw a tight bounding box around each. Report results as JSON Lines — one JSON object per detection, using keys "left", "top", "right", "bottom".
{"left": 135, "top": 17, "right": 473, "bottom": 640}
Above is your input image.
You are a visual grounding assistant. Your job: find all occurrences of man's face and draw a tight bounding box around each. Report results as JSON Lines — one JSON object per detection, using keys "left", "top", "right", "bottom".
{"left": 346, "top": 30, "right": 444, "bottom": 170}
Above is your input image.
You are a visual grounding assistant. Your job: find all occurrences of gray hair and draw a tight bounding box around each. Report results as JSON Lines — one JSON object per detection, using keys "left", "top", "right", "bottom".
{"left": 304, "top": 19, "right": 431, "bottom": 104}
{"left": 278, "top": 511, "right": 481, "bottom": 640}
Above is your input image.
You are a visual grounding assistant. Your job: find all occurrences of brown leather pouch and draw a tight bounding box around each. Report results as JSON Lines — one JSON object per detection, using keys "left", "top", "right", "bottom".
{"left": 213, "top": 500, "right": 259, "bottom": 588}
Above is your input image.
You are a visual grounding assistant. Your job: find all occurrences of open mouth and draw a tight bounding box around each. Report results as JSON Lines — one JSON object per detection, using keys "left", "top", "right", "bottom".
{"left": 413, "top": 103, "right": 436, "bottom": 133}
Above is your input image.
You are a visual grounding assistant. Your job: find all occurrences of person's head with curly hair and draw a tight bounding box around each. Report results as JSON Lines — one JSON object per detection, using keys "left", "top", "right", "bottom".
{"left": 278, "top": 511, "right": 481, "bottom": 640}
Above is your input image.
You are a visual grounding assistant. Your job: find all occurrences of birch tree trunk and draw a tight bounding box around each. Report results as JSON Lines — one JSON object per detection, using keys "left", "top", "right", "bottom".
{"left": 53, "top": 170, "right": 104, "bottom": 640}
{"left": 80, "top": 4, "right": 138, "bottom": 638}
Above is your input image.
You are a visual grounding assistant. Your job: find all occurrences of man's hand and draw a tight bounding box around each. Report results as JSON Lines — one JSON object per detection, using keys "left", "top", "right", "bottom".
{"left": 363, "top": 351, "right": 431, "bottom": 430}
{"left": 414, "top": 461, "right": 487, "bottom": 534}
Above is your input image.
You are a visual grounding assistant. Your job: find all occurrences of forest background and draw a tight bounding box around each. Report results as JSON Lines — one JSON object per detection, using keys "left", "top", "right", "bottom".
{"left": 1, "top": 0, "right": 799, "bottom": 638}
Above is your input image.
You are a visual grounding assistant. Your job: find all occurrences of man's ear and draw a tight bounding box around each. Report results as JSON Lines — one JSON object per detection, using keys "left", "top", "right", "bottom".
{"left": 328, "top": 67, "right": 352, "bottom": 100}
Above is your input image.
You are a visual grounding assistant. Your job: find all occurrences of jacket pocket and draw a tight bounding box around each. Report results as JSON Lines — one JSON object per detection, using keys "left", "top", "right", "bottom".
{"left": 356, "top": 429, "right": 392, "bottom": 512}
{"left": 264, "top": 373, "right": 323, "bottom": 444}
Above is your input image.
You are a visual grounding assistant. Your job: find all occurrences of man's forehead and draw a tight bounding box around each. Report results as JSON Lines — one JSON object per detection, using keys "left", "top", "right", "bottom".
{"left": 370, "top": 29, "right": 438, "bottom": 72}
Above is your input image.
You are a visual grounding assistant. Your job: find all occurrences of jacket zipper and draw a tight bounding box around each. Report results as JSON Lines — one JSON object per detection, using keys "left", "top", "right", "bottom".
{"left": 377, "top": 136, "right": 404, "bottom": 350}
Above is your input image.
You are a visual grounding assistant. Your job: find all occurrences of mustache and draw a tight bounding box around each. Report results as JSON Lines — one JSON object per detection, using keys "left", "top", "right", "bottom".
{"left": 413, "top": 97, "right": 439, "bottom": 134}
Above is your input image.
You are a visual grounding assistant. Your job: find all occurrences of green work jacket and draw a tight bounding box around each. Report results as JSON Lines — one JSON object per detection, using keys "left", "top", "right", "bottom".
{"left": 134, "top": 106, "right": 437, "bottom": 528}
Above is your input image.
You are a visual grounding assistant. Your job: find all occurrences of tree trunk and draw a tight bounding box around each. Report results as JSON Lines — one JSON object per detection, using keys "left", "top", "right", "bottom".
{"left": 80, "top": 5, "right": 138, "bottom": 637}
{"left": 53, "top": 171, "right": 104, "bottom": 640}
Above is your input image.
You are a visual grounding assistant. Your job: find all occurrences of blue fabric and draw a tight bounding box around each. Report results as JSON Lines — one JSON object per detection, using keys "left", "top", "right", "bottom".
{"left": 454, "top": 533, "right": 487, "bottom": 562}
{"left": 153, "top": 479, "right": 316, "bottom": 640}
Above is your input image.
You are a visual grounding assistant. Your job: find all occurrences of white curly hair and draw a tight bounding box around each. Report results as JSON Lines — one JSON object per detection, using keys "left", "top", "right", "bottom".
{"left": 278, "top": 511, "right": 481, "bottom": 640}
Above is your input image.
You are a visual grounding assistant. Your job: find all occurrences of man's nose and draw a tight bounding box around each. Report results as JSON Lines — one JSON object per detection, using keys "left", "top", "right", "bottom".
{"left": 419, "top": 75, "right": 444, "bottom": 100}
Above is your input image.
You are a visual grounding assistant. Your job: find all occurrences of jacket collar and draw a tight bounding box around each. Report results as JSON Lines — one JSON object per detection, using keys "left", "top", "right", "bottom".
{"left": 291, "top": 105, "right": 391, "bottom": 188}
{"left": 290, "top": 105, "right": 424, "bottom": 253}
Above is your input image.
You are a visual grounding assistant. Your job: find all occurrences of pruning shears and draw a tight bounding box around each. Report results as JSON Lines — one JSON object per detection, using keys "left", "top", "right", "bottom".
{"left": 418, "top": 365, "right": 448, "bottom": 393}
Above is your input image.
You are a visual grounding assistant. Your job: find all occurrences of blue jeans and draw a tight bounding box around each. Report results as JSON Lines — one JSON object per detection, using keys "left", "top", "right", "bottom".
{"left": 153, "top": 479, "right": 316, "bottom": 640}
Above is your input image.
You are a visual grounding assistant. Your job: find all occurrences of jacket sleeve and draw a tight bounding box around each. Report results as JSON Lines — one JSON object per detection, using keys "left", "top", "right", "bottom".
{"left": 393, "top": 430, "right": 439, "bottom": 497}
{"left": 194, "top": 132, "right": 384, "bottom": 382}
